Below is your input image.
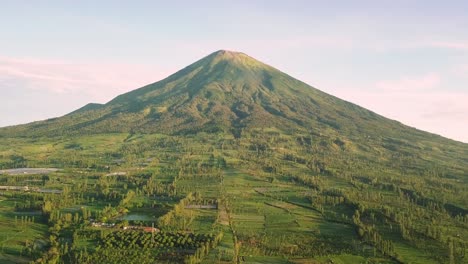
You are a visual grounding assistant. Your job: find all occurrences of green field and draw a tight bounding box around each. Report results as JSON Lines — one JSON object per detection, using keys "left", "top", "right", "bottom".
{"left": 0, "top": 132, "right": 465, "bottom": 263}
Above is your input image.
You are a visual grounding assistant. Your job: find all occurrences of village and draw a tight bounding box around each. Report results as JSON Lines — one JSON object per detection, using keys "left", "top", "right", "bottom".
{"left": 89, "top": 219, "right": 159, "bottom": 233}
{"left": 88, "top": 199, "right": 218, "bottom": 234}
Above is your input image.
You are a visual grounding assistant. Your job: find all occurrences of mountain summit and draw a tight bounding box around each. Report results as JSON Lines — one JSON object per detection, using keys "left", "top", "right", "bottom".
{"left": 0, "top": 50, "right": 463, "bottom": 147}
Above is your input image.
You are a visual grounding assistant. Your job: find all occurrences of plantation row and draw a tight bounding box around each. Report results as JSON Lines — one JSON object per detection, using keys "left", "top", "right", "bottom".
{"left": 98, "top": 230, "right": 219, "bottom": 250}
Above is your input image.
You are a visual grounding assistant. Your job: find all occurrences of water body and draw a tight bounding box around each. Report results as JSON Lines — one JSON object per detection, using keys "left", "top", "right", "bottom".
{"left": 38, "top": 189, "right": 62, "bottom": 194}
{"left": 0, "top": 168, "right": 59, "bottom": 175}
{"left": 13, "top": 211, "right": 42, "bottom": 216}
{"left": 119, "top": 213, "right": 154, "bottom": 221}
{"left": 0, "top": 185, "right": 62, "bottom": 194}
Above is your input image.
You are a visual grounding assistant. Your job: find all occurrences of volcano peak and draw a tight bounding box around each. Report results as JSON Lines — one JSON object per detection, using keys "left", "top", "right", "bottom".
{"left": 203, "top": 49, "right": 266, "bottom": 69}
{"left": 212, "top": 49, "right": 247, "bottom": 58}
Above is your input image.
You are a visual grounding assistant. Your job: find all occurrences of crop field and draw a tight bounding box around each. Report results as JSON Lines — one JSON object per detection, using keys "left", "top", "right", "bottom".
{"left": 0, "top": 132, "right": 466, "bottom": 263}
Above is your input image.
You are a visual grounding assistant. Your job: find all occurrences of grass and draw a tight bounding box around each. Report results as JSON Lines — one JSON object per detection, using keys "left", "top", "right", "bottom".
{"left": 0, "top": 132, "right": 464, "bottom": 263}
{"left": 0, "top": 197, "right": 48, "bottom": 263}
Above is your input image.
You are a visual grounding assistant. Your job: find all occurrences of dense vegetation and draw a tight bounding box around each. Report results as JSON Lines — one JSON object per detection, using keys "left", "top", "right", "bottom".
{"left": 0, "top": 131, "right": 466, "bottom": 263}
{"left": 0, "top": 50, "right": 466, "bottom": 263}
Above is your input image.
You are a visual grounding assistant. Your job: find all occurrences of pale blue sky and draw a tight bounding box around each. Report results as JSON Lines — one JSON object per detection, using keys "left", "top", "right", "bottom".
{"left": 1, "top": 1, "right": 467, "bottom": 142}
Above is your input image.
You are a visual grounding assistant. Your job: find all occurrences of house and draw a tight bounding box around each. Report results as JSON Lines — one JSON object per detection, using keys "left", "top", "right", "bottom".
{"left": 142, "top": 227, "right": 159, "bottom": 233}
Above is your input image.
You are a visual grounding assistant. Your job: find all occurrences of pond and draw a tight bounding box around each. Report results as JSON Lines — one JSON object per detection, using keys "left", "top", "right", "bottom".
{"left": 119, "top": 213, "right": 155, "bottom": 221}
{"left": 13, "top": 211, "right": 42, "bottom": 216}
{"left": 38, "top": 188, "right": 62, "bottom": 194}
{"left": 0, "top": 168, "right": 59, "bottom": 175}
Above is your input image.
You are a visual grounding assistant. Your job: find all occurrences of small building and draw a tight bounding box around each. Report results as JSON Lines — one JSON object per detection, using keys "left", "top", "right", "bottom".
{"left": 142, "top": 227, "right": 160, "bottom": 233}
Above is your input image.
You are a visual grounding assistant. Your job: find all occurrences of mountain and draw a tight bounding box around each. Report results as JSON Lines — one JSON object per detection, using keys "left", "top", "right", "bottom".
{"left": 66, "top": 103, "right": 104, "bottom": 116}
{"left": 0, "top": 50, "right": 462, "bottom": 143}
{"left": 3, "top": 49, "right": 466, "bottom": 173}
{"left": 1, "top": 50, "right": 467, "bottom": 264}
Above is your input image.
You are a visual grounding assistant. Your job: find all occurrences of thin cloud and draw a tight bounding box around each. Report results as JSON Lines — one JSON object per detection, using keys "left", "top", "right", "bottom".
{"left": 339, "top": 90, "right": 468, "bottom": 143}
{"left": 375, "top": 73, "right": 441, "bottom": 92}
{"left": 0, "top": 56, "right": 170, "bottom": 101}
{"left": 453, "top": 64, "right": 468, "bottom": 77}
{"left": 429, "top": 41, "right": 468, "bottom": 50}
{"left": 315, "top": 75, "right": 468, "bottom": 143}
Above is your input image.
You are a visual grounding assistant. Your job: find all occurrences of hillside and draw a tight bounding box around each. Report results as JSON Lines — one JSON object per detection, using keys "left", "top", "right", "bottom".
{"left": 0, "top": 50, "right": 456, "bottom": 140}
{"left": 0, "top": 50, "right": 466, "bottom": 264}
{"left": 1, "top": 50, "right": 466, "bottom": 180}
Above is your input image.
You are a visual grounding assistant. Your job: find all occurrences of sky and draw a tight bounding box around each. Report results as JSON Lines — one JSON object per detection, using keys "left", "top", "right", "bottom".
{"left": 1, "top": 1, "right": 467, "bottom": 142}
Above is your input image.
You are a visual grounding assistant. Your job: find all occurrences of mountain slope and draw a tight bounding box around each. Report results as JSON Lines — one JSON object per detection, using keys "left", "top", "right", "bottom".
{"left": 66, "top": 103, "right": 104, "bottom": 116}
{"left": 0, "top": 50, "right": 459, "bottom": 144}
{"left": 2, "top": 50, "right": 466, "bottom": 177}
